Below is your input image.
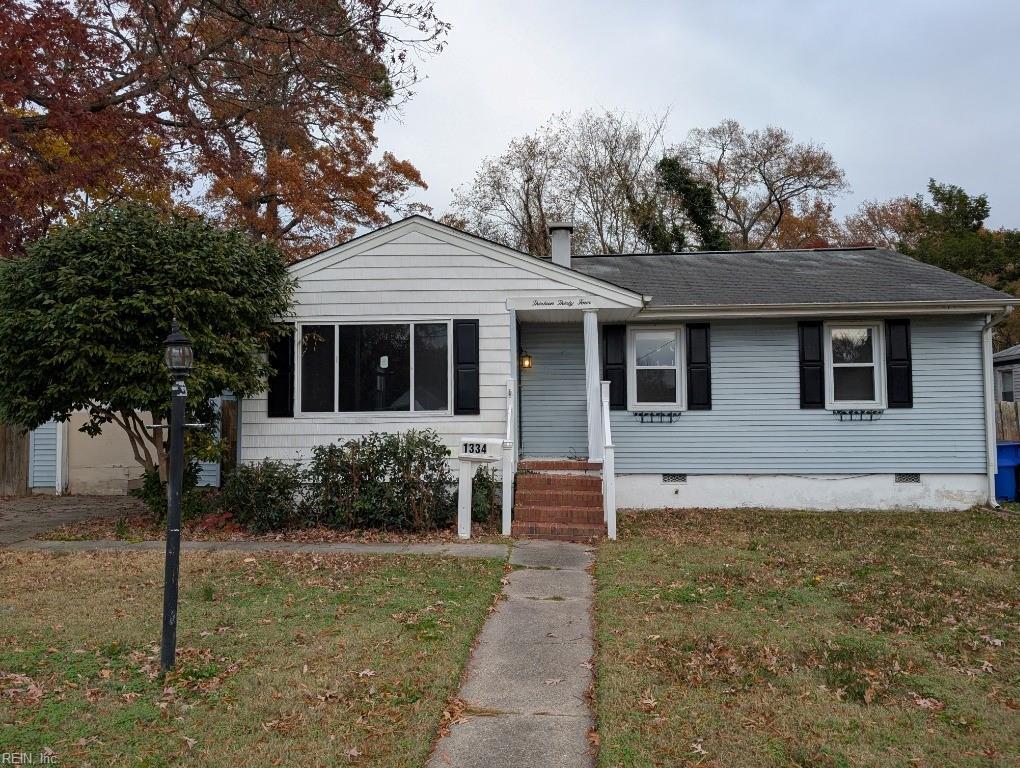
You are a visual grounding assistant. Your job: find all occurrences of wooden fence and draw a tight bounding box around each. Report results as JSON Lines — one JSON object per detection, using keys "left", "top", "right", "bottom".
{"left": 0, "top": 423, "right": 30, "bottom": 496}
{"left": 995, "top": 401, "right": 1020, "bottom": 442}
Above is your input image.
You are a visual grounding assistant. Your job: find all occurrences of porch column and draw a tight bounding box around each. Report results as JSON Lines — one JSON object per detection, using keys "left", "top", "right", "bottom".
{"left": 583, "top": 310, "right": 604, "bottom": 461}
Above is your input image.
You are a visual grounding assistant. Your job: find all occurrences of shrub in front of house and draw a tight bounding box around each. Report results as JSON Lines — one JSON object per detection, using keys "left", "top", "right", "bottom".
{"left": 132, "top": 460, "right": 209, "bottom": 521}
{"left": 303, "top": 430, "right": 455, "bottom": 531}
{"left": 219, "top": 460, "right": 304, "bottom": 533}
{"left": 471, "top": 464, "right": 501, "bottom": 525}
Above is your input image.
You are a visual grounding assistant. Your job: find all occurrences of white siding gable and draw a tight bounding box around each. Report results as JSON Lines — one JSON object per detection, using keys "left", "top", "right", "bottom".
{"left": 240, "top": 218, "right": 641, "bottom": 464}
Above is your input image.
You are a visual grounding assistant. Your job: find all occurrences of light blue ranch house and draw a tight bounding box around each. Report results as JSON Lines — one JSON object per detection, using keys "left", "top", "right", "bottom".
{"left": 238, "top": 216, "right": 1017, "bottom": 539}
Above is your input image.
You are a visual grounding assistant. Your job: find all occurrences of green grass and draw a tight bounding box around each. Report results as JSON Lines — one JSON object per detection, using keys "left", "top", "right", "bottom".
{"left": 0, "top": 549, "right": 504, "bottom": 766}
{"left": 595, "top": 508, "right": 1019, "bottom": 767}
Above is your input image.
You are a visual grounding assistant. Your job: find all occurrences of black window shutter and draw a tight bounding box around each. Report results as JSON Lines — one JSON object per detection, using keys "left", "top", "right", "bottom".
{"left": 267, "top": 324, "right": 295, "bottom": 417}
{"left": 453, "top": 319, "right": 480, "bottom": 415}
{"left": 886, "top": 319, "right": 913, "bottom": 408}
{"left": 798, "top": 321, "right": 825, "bottom": 409}
{"left": 686, "top": 323, "right": 712, "bottom": 410}
{"left": 602, "top": 325, "right": 627, "bottom": 410}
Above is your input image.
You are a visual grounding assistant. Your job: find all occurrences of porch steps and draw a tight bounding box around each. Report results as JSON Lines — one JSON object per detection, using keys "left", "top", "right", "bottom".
{"left": 512, "top": 460, "right": 606, "bottom": 541}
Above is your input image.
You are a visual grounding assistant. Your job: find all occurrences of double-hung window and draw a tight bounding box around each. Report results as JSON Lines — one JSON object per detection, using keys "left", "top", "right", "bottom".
{"left": 628, "top": 326, "right": 685, "bottom": 411}
{"left": 824, "top": 322, "right": 886, "bottom": 409}
{"left": 1000, "top": 369, "right": 1015, "bottom": 402}
{"left": 298, "top": 321, "right": 451, "bottom": 414}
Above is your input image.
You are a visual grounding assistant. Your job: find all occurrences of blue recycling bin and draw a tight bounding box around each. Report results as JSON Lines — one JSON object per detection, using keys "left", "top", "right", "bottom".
{"left": 994, "top": 442, "right": 1020, "bottom": 501}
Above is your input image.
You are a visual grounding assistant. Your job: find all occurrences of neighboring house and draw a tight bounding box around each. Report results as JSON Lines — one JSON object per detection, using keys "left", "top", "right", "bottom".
{"left": 28, "top": 402, "right": 227, "bottom": 494}
{"left": 993, "top": 344, "right": 1020, "bottom": 401}
{"left": 237, "top": 216, "right": 1016, "bottom": 537}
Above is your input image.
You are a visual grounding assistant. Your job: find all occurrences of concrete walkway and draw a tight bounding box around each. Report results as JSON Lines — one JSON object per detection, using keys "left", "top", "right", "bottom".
{"left": 0, "top": 495, "right": 139, "bottom": 546}
{"left": 7, "top": 537, "right": 510, "bottom": 559}
{"left": 428, "top": 539, "right": 596, "bottom": 768}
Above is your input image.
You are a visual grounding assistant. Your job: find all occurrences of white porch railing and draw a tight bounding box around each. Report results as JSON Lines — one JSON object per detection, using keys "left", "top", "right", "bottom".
{"left": 501, "top": 377, "right": 516, "bottom": 535}
{"left": 601, "top": 381, "right": 617, "bottom": 540}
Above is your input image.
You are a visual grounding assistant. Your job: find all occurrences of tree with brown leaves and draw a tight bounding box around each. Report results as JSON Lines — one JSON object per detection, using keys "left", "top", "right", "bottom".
{"left": 0, "top": 0, "right": 447, "bottom": 257}
{"left": 680, "top": 119, "right": 849, "bottom": 249}
{"left": 840, "top": 197, "right": 923, "bottom": 249}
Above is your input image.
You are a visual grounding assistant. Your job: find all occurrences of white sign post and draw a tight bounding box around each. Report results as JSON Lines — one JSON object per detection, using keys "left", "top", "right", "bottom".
{"left": 457, "top": 437, "right": 500, "bottom": 539}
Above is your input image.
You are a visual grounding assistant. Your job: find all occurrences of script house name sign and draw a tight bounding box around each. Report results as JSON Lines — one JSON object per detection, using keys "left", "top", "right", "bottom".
{"left": 530, "top": 297, "right": 593, "bottom": 308}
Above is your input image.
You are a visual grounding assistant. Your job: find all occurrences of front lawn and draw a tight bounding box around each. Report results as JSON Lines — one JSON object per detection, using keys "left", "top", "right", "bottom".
{"left": 595, "top": 509, "right": 1019, "bottom": 767}
{"left": 0, "top": 550, "right": 504, "bottom": 766}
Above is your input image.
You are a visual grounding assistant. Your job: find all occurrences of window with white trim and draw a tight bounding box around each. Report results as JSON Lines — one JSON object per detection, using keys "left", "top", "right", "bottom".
{"left": 627, "top": 326, "right": 685, "bottom": 410}
{"left": 999, "top": 369, "right": 1014, "bottom": 402}
{"left": 824, "top": 322, "right": 885, "bottom": 409}
{"left": 298, "top": 321, "right": 451, "bottom": 414}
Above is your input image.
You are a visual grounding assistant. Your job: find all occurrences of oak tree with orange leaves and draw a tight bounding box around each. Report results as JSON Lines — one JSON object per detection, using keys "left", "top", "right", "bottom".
{"left": 0, "top": 0, "right": 447, "bottom": 257}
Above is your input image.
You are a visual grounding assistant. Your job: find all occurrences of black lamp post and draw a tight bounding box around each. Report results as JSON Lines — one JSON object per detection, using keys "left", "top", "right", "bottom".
{"left": 160, "top": 320, "right": 193, "bottom": 673}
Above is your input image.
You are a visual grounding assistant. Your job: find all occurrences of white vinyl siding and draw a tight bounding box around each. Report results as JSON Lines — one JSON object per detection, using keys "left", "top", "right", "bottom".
{"left": 240, "top": 227, "right": 621, "bottom": 463}
{"left": 29, "top": 421, "right": 57, "bottom": 488}
{"left": 609, "top": 316, "right": 987, "bottom": 474}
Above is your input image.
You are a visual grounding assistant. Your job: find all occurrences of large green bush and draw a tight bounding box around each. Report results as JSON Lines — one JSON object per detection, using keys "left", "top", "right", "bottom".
{"left": 132, "top": 461, "right": 210, "bottom": 521}
{"left": 304, "top": 430, "right": 454, "bottom": 531}
{"left": 220, "top": 460, "right": 304, "bottom": 533}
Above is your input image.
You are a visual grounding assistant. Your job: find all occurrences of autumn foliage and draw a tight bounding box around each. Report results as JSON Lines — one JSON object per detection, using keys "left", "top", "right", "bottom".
{"left": 0, "top": 0, "right": 447, "bottom": 257}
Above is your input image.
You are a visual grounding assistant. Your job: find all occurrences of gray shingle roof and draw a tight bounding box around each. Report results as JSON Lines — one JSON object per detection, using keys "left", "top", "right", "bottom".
{"left": 569, "top": 247, "right": 1014, "bottom": 307}
{"left": 994, "top": 343, "right": 1020, "bottom": 364}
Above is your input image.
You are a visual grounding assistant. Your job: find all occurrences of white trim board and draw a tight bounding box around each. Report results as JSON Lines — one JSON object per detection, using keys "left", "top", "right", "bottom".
{"left": 637, "top": 299, "right": 1017, "bottom": 320}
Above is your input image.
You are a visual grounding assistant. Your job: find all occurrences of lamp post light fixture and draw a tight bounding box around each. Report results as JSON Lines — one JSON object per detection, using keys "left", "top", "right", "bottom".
{"left": 160, "top": 320, "right": 193, "bottom": 673}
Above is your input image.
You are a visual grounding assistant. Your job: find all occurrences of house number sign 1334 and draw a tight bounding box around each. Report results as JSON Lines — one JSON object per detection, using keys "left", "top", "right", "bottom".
{"left": 463, "top": 442, "right": 488, "bottom": 455}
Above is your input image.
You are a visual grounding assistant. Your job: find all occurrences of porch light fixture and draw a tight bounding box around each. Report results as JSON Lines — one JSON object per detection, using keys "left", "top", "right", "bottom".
{"left": 519, "top": 351, "right": 533, "bottom": 369}
{"left": 163, "top": 320, "right": 194, "bottom": 378}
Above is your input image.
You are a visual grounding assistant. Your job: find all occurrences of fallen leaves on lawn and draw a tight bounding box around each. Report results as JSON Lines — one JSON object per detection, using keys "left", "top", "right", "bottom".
{"left": 436, "top": 697, "right": 469, "bottom": 738}
{"left": 0, "top": 671, "right": 44, "bottom": 705}
{"left": 908, "top": 691, "right": 945, "bottom": 711}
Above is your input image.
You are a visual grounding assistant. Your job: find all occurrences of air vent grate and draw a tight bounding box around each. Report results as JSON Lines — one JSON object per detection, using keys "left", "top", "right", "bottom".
{"left": 662, "top": 473, "right": 687, "bottom": 484}
{"left": 894, "top": 473, "right": 921, "bottom": 484}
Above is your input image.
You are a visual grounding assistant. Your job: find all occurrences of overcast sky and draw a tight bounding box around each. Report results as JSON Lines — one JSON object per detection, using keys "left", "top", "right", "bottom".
{"left": 376, "top": 0, "right": 1020, "bottom": 228}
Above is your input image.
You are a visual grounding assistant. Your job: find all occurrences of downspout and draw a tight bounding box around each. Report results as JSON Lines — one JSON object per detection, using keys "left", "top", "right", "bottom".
{"left": 55, "top": 420, "right": 69, "bottom": 495}
{"left": 982, "top": 309, "right": 1011, "bottom": 507}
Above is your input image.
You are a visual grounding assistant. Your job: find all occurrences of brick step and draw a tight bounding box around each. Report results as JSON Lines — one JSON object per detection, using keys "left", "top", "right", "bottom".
{"left": 511, "top": 521, "right": 606, "bottom": 541}
{"left": 513, "top": 506, "right": 605, "bottom": 524}
{"left": 514, "top": 489, "right": 603, "bottom": 508}
{"left": 517, "top": 459, "right": 602, "bottom": 472}
{"left": 515, "top": 474, "right": 602, "bottom": 491}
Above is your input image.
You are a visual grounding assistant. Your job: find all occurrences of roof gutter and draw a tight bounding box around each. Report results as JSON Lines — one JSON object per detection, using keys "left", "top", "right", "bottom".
{"left": 983, "top": 307, "right": 1012, "bottom": 508}
{"left": 637, "top": 299, "right": 1020, "bottom": 320}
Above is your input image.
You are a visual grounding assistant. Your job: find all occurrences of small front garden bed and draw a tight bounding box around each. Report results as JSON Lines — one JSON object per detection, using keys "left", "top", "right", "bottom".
{"left": 0, "top": 549, "right": 504, "bottom": 766}
{"left": 595, "top": 508, "right": 1019, "bottom": 767}
{"left": 37, "top": 429, "right": 507, "bottom": 544}
{"left": 37, "top": 504, "right": 507, "bottom": 544}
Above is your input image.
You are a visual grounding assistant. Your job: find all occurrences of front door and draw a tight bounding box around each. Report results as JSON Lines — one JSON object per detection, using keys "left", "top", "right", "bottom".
{"left": 518, "top": 323, "right": 589, "bottom": 458}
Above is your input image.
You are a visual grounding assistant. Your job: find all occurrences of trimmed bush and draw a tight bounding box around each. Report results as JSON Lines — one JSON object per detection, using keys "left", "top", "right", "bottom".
{"left": 220, "top": 460, "right": 304, "bottom": 533}
{"left": 132, "top": 461, "right": 208, "bottom": 521}
{"left": 304, "top": 429, "right": 454, "bottom": 531}
{"left": 471, "top": 464, "right": 501, "bottom": 524}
